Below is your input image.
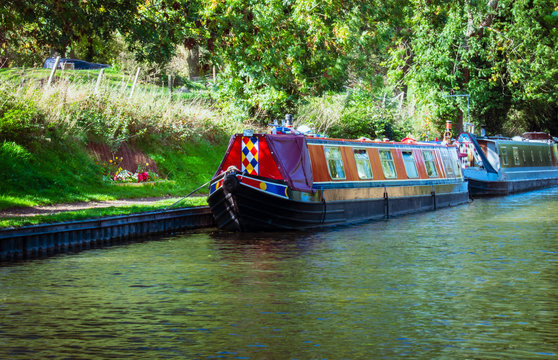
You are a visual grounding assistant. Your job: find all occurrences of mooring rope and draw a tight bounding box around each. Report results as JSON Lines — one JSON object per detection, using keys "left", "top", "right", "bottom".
{"left": 164, "top": 179, "right": 212, "bottom": 210}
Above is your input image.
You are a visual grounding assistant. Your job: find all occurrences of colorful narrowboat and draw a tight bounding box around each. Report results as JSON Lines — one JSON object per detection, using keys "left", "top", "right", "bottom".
{"left": 207, "top": 128, "right": 469, "bottom": 231}
{"left": 456, "top": 132, "right": 558, "bottom": 196}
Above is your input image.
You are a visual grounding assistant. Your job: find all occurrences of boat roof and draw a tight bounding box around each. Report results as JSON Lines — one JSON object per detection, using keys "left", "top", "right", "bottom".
{"left": 461, "top": 132, "right": 556, "bottom": 146}
{"left": 304, "top": 136, "right": 453, "bottom": 148}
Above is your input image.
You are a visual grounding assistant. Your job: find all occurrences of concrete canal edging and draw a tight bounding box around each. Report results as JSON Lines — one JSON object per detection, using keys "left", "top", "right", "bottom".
{"left": 0, "top": 206, "right": 215, "bottom": 262}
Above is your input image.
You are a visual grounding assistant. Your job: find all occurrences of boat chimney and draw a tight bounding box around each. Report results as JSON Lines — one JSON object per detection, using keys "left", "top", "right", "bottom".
{"left": 285, "top": 114, "right": 293, "bottom": 127}
{"left": 443, "top": 120, "right": 452, "bottom": 144}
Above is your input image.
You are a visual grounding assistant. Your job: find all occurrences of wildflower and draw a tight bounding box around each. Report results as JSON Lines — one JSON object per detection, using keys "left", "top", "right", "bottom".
{"left": 109, "top": 159, "right": 113, "bottom": 163}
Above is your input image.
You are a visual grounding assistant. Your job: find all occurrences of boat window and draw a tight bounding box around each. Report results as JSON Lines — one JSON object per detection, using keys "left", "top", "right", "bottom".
{"left": 500, "top": 147, "right": 509, "bottom": 166}
{"left": 422, "top": 150, "right": 439, "bottom": 177}
{"left": 324, "top": 146, "right": 346, "bottom": 180}
{"left": 402, "top": 151, "right": 419, "bottom": 178}
{"left": 530, "top": 149, "right": 535, "bottom": 163}
{"left": 449, "top": 149, "right": 462, "bottom": 178}
{"left": 439, "top": 149, "right": 455, "bottom": 178}
{"left": 522, "top": 148, "right": 527, "bottom": 163}
{"left": 379, "top": 150, "right": 397, "bottom": 179}
{"left": 512, "top": 147, "right": 520, "bottom": 166}
{"left": 353, "top": 149, "right": 373, "bottom": 179}
{"left": 539, "top": 148, "right": 543, "bottom": 163}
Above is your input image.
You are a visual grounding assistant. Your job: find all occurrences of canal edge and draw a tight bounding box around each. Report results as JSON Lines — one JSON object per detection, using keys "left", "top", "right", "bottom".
{"left": 0, "top": 206, "right": 215, "bottom": 262}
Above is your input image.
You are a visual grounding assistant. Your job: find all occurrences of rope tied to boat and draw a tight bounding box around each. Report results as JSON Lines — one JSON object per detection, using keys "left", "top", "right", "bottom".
{"left": 164, "top": 179, "right": 212, "bottom": 210}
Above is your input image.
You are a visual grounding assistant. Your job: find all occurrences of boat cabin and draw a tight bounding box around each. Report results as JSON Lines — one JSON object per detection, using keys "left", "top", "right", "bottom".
{"left": 306, "top": 139, "right": 463, "bottom": 186}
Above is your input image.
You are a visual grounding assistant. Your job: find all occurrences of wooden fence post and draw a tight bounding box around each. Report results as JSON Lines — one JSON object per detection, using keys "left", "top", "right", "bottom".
{"left": 121, "top": 73, "right": 131, "bottom": 92}
{"left": 168, "top": 73, "right": 173, "bottom": 99}
{"left": 47, "top": 56, "right": 61, "bottom": 87}
{"left": 129, "top": 67, "right": 140, "bottom": 98}
{"left": 94, "top": 68, "right": 105, "bottom": 95}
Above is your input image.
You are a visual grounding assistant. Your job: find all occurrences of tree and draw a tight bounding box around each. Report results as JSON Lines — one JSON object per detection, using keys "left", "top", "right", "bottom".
{"left": 124, "top": 0, "right": 407, "bottom": 121}
{"left": 203, "top": 0, "right": 403, "bottom": 121}
{"left": 1, "top": 0, "right": 139, "bottom": 64}
{"left": 387, "top": 0, "right": 558, "bottom": 136}
{"left": 125, "top": 0, "right": 208, "bottom": 75}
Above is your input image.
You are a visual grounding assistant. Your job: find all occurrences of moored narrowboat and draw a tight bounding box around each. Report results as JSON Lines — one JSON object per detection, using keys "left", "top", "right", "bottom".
{"left": 208, "top": 126, "right": 469, "bottom": 231}
{"left": 456, "top": 132, "right": 558, "bottom": 196}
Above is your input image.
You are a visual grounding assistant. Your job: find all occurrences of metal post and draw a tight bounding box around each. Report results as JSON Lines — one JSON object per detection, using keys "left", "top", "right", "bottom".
{"left": 467, "top": 95, "right": 470, "bottom": 128}
{"left": 47, "top": 56, "right": 61, "bottom": 86}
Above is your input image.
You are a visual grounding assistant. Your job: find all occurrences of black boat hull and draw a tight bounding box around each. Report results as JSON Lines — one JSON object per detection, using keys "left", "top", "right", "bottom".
{"left": 469, "top": 177, "right": 558, "bottom": 197}
{"left": 208, "top": 175, "right": 469, "bottom": 231}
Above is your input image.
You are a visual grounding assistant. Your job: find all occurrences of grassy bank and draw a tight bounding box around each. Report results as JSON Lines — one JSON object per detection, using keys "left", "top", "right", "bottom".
{"left": 0, "top": 197, "right": 207, "bottom": 228}
{"left": 0, "top": 68, "right": 241, "bottom": 212}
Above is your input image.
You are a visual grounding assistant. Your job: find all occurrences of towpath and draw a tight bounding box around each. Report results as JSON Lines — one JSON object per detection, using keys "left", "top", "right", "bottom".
{"left": 0, "top": 196, "right": 183, "bottom": 218}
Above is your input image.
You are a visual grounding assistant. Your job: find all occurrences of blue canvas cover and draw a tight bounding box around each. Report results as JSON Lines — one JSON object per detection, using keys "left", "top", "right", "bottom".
{"left": 43, "top": 58, "right": 109, "bottom": 70}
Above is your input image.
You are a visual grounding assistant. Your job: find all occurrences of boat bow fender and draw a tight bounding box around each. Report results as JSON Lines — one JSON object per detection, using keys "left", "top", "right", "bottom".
{"left": 223, "top": 170, "right": 241, "bottom": 194}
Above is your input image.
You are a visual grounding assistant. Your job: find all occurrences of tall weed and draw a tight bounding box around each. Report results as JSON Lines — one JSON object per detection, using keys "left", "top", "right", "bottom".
{"left": 1, "top": 72, "right": 239, "bottom": 148}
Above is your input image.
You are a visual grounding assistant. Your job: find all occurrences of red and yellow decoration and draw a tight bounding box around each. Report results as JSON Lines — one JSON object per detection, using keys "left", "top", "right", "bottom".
{"left": 242, "top": 136, "right": 259, "bottom": 175}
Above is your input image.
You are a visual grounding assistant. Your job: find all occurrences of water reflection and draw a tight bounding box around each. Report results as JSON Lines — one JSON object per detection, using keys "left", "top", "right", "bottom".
{"left": 1, "top": 188, "right": 558, "bottom": 358}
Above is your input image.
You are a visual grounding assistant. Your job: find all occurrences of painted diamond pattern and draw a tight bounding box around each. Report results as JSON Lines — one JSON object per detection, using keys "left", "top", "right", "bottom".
{"left": 241, "top": 136, "right": 259, "bottom": 175}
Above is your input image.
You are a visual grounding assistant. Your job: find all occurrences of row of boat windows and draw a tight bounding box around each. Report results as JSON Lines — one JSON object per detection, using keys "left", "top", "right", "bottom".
{"left": 324, "top": 146, "right": 456, "bottom": 180}
{"left": 499, "top": 146, "right": 551, "bottom": 167}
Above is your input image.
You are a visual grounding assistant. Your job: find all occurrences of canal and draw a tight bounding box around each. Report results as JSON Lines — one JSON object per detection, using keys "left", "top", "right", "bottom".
{"left": 1, "top": 188, "right": 558, "bottom": 359}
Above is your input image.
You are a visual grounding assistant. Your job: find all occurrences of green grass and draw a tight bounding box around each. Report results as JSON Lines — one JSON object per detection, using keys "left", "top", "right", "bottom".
{"left": 0, "top": 197, "right": 208, "bottom": 229}
{"left": 0, "top": 137, "right": 229, "bottom": 210}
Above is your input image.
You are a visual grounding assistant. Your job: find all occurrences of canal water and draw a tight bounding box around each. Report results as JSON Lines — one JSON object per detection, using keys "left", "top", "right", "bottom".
{"left": 1, "top": 188, "right": 558, "bottom": 359}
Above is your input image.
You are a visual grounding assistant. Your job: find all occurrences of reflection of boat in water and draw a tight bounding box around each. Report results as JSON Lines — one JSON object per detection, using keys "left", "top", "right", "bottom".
{"left": 457, "top": 132, "right": 558, "bottom": 196}
{"left": 208, "top": 125, "right": 469, "bottom": 231}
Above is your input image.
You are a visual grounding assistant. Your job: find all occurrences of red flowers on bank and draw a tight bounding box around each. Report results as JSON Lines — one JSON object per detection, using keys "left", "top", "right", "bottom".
{"left": 136, "top": 171, "right": 149, "bottom": 182}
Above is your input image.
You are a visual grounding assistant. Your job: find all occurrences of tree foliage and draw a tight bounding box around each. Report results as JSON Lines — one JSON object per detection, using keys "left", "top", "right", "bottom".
{"left": 1, "top": 0, "right": 139, "bottom": 64}
{"left": 2, "top": 0, "right": 557, "bottom": 135}
{"left": 387, "top": 0, "right": 558, "bottom": 136}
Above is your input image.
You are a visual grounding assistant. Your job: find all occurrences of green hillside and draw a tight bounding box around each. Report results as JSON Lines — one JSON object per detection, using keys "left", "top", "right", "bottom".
{"left": 0, "top": 69, "right": 236, "bottom": 211}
